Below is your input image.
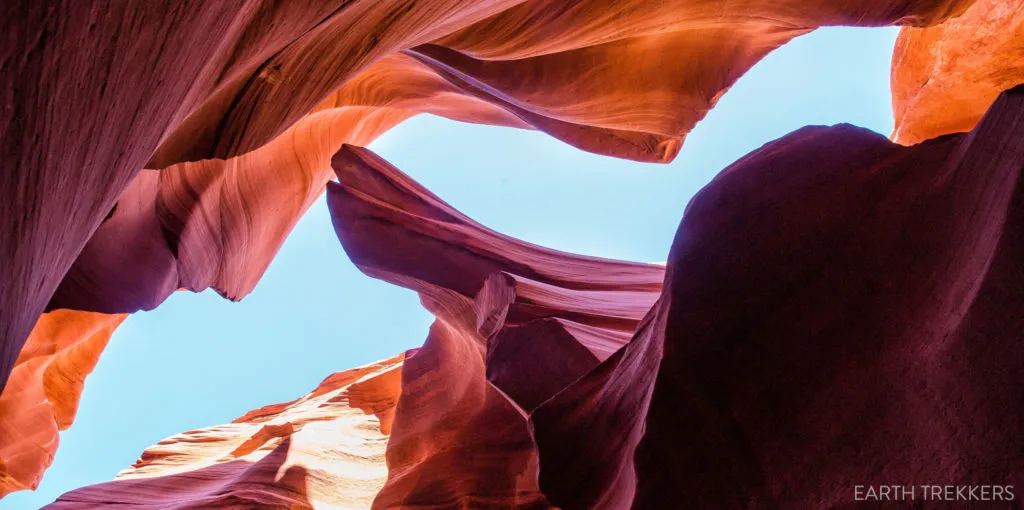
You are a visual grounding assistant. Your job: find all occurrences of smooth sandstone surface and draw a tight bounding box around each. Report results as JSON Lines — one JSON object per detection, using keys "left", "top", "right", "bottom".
{"left": 892, "top": 0, "right": 1024, "bottom": 144}
{"left": 532, "top": 87, "right": 1024, "bottom": 508}
{"left": 1, "top": 0, "right": 972, "bottom": 395}
{"left": 28, "top": 86, "right": 1024, "bottom": 510}
{"left": 0, "top": 0, "right": 1009, "bottom": 507}
{"left": 47, "top": 355, "right": 404, "bottom": 509}
{"left": 44, "top": 0, "right": 977, "bottom": 320}
{"left": 326, "top": 145, "right": 664, "bottom": 509}
{"left": 0, "top": 311, "right": 125, "bottom": 498}
{"left": 0, "top": 1, "right": 246, "bottom": 401}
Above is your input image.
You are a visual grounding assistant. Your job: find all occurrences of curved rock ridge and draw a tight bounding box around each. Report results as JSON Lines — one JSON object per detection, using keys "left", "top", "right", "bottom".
{"left": 892, "top": 0, "right": 1024, "bottom": 144}
{"left": 0, "top": 1, "right": 243, "bottom": 401}
{"left": 152, "top": 0, "right": 976, "bottom": 169}
{"left": 0, "top": 0, "right": 524, "bottom": 398}
{"left": 47, "top": 354, "right": 405, "bottom": 509}
{"left": 37, "top": 76, "right": 1024, "bottom": 507}
{"left": 47, "top": 50, "right": 537, "bottom": 315}
{"left": 2, "top": 0, "right": 974, "bottom": 399}
{"left": 326, "top": 145, "right": 665, "bottom": 508}
{"left": 530, "top": 86, "right": 1024, "bottom": 508}
{"left": 48, "top": 106, "right": 415, "bottom": 314}
{"left": 0, "top": 0, "right": 988, "bottom": 502}
{"left": 24, "top": 79, "right": 1024, "bottom": 510}
{"left": 46, "top": 0, "right": 980, "bottom": 319}
{"left": 0, "top": 311, "right": 125, "bottom": 498}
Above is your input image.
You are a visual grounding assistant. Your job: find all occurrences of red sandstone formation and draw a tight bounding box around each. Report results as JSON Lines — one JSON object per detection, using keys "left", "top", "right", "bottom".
{"left": 48, "top": 355, "right": 404, "bottom": 508}
{"left": 47, "top": 106, "right": 415, "bottom": 314}
{"left": 43, "top": 0, "right": 977, "bottom": 321}
{"left": 326, "top": 88, "right": 1024, "bottom": 506}
{"left": 532, "top": 87, "right": 1024, "bottom": 508}
{"left": 318, "top": 88, "right": 1024, "bottom": 507}
{"left": 0, "top": 311, "right": 125, "bottom": 498}
{"left": 0, "top": 0, "right": 1008, "bottom": 506}
{"left": 327, "top": 85, "right": 1024, "bottom": 508}
{"left": 1, "top": 0, "right": 973, "bottom": 397}
{"left": 3, "top": 0, "right": 524, "bottom": 374}
{"left": 27, "top": 89, "right": 1024, "bottom": 509}
{"left": 892, "top": 0, "right": 1024, "bottom": 144}
{"left": 327, "top": 146, "right": 665, "bottom": 508}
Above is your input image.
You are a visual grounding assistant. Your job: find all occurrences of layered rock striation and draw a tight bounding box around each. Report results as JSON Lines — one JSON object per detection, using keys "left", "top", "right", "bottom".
{"left": 36, "top": 85, "right": 1024, "bottom": 507}
{"left": 48, "top": 355, "right": 404, "bottom": 508}
{"left": 4, "top": 0, "right": 1021, "bottom": 508}
{"left": 0, "top": 311, "right": 125, "bottom": 497}
{"left": 1, "top": 0, "right": 975, "bottom": 394}
{"left": 327, "top": 146, "right": 665, "bottom": 508}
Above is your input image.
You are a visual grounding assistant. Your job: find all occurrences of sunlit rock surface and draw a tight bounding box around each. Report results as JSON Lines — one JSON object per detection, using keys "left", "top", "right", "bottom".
{"left": 1, "top": 0, "right": 973, "bottom": 398}
{"left": 0, "top": 311, "right": 125, "bottom": 499}
{"left": 29, "top": 83, "right": 1024, "bottom": 510}
{"left": 44, "top": 0, "right": 978, "bottom": 323}
{"left": 892, "top": 0, "right": 1024, "bottom": 143}
{"left": 0, "top": 0, "right": 1003, "bottom": 505}
{"left": 46, "top": 354, "right": 404, "bottom": 509}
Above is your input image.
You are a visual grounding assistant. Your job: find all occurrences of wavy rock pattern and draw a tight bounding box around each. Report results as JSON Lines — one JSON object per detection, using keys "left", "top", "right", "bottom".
{"left": 0, "top": 0, "right": 525, "bottom": 396}
{"left": 49, "top": 106, "right": 414, "bottom": 313}
{"left": 47, "top": 354, "right": 404, "bottom": 509}
{"left": 5, "top": 0, "right": 972, "bottom": 388}
{"left": 0, "top": 311, "right": 125, "bottom": 498}
{"left": 0, "top": 0, "right": 995, "bottom": 505}
{"left": 325, "top": 88, "right": 1024, "bottom": 510}
{"left": 326, "top": 145, "right": 664, "bottom": 509}
{"left": 0, "top": 1, "right": 244, "bottom": 400}
{"left": 328, "top": 85, "right": 1024, "bottom": 507}
{"left": 44, "top": 0, "right": 976, "bottom": 320}
{"left": 892, "top": 0, "right": 1024, "bottom": 144}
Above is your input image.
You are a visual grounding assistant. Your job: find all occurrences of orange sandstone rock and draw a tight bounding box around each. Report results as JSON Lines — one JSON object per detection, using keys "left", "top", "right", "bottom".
{"left": 47, "top": 355, "right": 404, "bottom": 509}
{"left": 48, "top": 51, "right": 532, "bottom": 314}
{"left": 3, "top": 0, "right": 973, "bottom": 396}
{"left": 0, "top": 0, "right": 986, "bottom": 504}
{"left": 48, "top": 0, "right": 978, "bottom": 319}
{"left": 892, "top": 0, "right": 1024, "bottom": 143}
{"left": 0, "top": 311, "right": 125, "bottom": 498}
{"left": 34, "top": 82, "right": 1024, "bottom": 510}
{"left": 50, "top": 106, "right": 415, "bottom": 312}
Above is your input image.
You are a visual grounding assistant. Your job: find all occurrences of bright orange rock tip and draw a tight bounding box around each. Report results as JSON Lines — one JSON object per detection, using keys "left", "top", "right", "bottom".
{"left": 891, "top": 0, "right": 1024, "bottom": 144}
{"left": 0, "top": 311, "right": 125, "bottom": 498}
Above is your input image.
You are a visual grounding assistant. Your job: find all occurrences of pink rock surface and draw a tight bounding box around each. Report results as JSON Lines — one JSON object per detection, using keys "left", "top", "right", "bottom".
{"left": 0, "top": 0, "right": 1000, "bottom": 505}
{"left": 0, "top": 2, "right": 245, "bottom": 398}
{"left": 3, "top": 0, "right": 971, "bottom": 397}
{"left": 327, "top": 145, "right": 664, "bottom": 508}
{"left": 30, "top": 82, "right": 1024, "bottom": 510}
{"left": 0, "top": 0, "right": 525, "bottom": 395}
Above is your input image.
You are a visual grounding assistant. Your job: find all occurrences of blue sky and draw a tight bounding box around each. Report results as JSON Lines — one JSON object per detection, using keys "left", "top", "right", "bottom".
{"left": 4, "top": 27, "right": 899, "bottom": 509}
